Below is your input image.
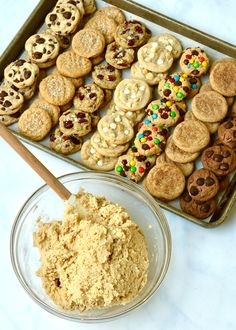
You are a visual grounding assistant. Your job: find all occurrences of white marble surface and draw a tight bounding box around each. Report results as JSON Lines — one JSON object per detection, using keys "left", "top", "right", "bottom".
{"left": 0, "top": 1, "right": 236, "bottom": 329}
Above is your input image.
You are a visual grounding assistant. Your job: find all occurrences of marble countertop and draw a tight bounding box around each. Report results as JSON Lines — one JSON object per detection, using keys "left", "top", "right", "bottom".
{"left": 0, "top": 1, "right": 236, "bottom": 329}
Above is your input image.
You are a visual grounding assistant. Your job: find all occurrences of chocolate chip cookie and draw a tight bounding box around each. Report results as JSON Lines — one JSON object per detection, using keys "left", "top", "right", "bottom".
{"left": 201, "top": 145, "right": 236, "bottom": 176}
{"left": 92, "top": 63, "right": 121, "bottom": 90}
{"left": 73, "top": 83, "right": 104, "bottom": 113}
{"left": 115, "top": 20, "right": 148, "bottom": 48}
{"left": 0, "top": 85, "right": 24, "bottom": 115}
{"left": 49, "top": 128, "right": 82, "bottom": 155}
{"left": 187, "top": 168, "right": 219, "bottom": 202}
{"left": 59, "top": 109, "right": 91, "bottom": 136}
{"left": 105, "top": 42, "right": 135, "bottom": 69}
{"left": 218, "top": 118, "right": 236, "bottom": 150}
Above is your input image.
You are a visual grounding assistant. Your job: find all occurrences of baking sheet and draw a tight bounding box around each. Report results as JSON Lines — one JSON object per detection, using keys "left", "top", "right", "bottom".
{"left": 1, "top": 0, "right": 236, "bottom": 227}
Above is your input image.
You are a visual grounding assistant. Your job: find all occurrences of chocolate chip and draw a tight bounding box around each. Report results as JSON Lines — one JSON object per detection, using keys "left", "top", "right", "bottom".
{"left": 3, "top": 100, "right": 11, "bottom": 107}
{"left": 70, "top": 136, "right": 81, "bottom": 145}
{"left": 89, "top": 93, "right": 96, "bottom": 99}
{"left": 49, "top": 134, "right": 56, "bottom": 142}
{"left": 191, "top": 69, "right": 199, "bottom": 75}
{"left": 184, "top": 59, "right": 189, "bottom": 65}
{"left": 183, "top": 86, "right": 190, "bottom": 93}
{"left": 163, "top": 89, "right": 171, "bottom": 97}
{"left": 146, "top": 161, "right": 151, "bottom": 168}
{"left": 191, "top": 50, "right": 199, "bottom": 56}
{"left": 15, "top": 59, "right": 25, "bottom": 66}
{"left": 143, "top": 130, "right": 151, "bottom": 136}
{"left": 108, "top": 75, "right": 116, "bottom": 81}
{"left": 24, "top": 70, "right": 31, "bottom": 79}
{"left": 63, "top": 11, "right": 72, "bottom": 19}
{"left": 161, "top": 113, "right": 168, "bottom": 119}
{"left": 36, "top": 37, "right": 45, "bottom": 44}
{"left": 33, "top": 52, "right": 43, "bottom": 59}
{"left": 196, "top": 177, "right": 205, "bottom": 186}
{"left": 206, "top": 150, "right": 214, "bottom": 158}
{"left": 131, "top": 146, "right": 137, "bottom": 152}
{"left": 213, "top": 154, "right": 223, "bottom": 162}
{"left": 174, "top": 80, "right": 182, "bottom": 86}
{"left": 128, "top": 39, "right": 135, "bottom": 46}
{"left": 107, "top": 65, "right": 115, "bottom": 72}
{"left": 50, "top": 13, "right": 57, "bottom": 21}
{"left": 77, "top": 112, "right": 86, "bottom": 118}
{"left": 122, "top": 159, "right": 128, "bottom": 165}
{"left": 79, "top": 119, "right": 88, "bottom": 123}
{"left": 225, "top": 121, "right": 233, "bottom": 129}
{"left": 219, "top": 163, "right": 229, "bottom": 171}
{"left": 159, "top": 142, "right": 166, "bottom": 150}
{"left": 137, "top": 155, "right": 146, "bottom": 161}
{"left": 135, "top": 26, "right": 143, "bottom": 33}
{"left": 190, "top": 186, "right": 199, "bottom": 196}
{"left": 183, "top": 192, "right": 192, "bottom": 202}
{"left": 120, "top": 170, "right": 126, "bottom": 177}
{"left": 205, "top": 177, "right": 215, "bottom": 186}
{"left": 0, "top": 91, "right": 8, "bottom": 97}
{"left": 200, "top": 203, "right": 210, "bottom": 212}
{"left": 142, "top": 144, "right": 150, "bottom": 150}
{"left": 222, "top": 150, "right": 231, "bottom": 158}
{"left": 97, "top": 74, "right": 104, "bottom": 80}
{"left": 64, "top": 120, "right": 73, "bottom": 129}
{"left": 124, "top": 165, "right": 130, "bottom": 171}
{"left": 189, "top": 77, "right": 197, "bottom": 84}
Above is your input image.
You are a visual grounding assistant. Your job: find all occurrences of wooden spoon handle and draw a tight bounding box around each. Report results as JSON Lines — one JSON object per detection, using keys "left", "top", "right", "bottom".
{"left": 0, "top": 123, "right": 71, "bottom": 201}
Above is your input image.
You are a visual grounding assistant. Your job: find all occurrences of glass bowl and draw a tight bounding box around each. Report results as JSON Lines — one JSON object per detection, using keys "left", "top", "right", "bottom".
{"left": 10, "top": 171, "right": 171, "bottom": 322}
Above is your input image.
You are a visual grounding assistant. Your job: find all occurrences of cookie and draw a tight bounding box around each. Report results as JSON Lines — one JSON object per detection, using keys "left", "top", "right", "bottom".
{"left": 131, "top": 61, "right": 168, "bottom": 86}
{"left": 156, "top": 152, "right": 194, "bottom": 177}
{"left": 73, "top": 83, "right": 104, "bottom": 113}
{"left": 97, "top": 113, "right": 134, "bottom": 145}
{"left": 115, "top": 20, "right": 148, "bottom": 48}
{"left": 18, "top": 107, "right": 52, "bottom": 141}
{"left": 98, "top": 89, "right": 113, "bottom": 109}
{"left": 107, "top": 102, "right": 145, "bottom": 127}
{"left": 30, "top": 99, "right": 60, "bottom": 127}
{"left": 45, "top": 3, "right": 81, "bottom": 36}
{"left": 92, "top": 63, "right": 121, "bottom": 90}
{"left": 72, "top": 29, "right": 105, "bottom": 58}
{"left": 95, "top": 6, "right": 125, "bottom": 25}
{"left": 44, "top": 28, "right": 71, "bottom": 49}
{"left": 146, "top": 99, "right": 180, "bottom": 128}
{"left": 184, "top": 110, "right": 219, "bottom": 134}
{"left": 56, "top": 51, "right": 92, "bottom": 78}
{"left": 15, "top": 81, "right": 37, "bottom": 100}
{"left": 39, "top": 75, "right": 75, "bottom": 106}
{"left": 90, "top": 111, "right": 100, "bottom": 129}
{"left": 165, "top": 135, "right": 200, "bottom": 163}
{"left": 57, "top": 0, "right": 85, "bottom": 17}
{"left": 85, "top": 14, "right": 117, "bottom": 44}
{"left": 201, "top": 145, "right": 236, "bottom": 176}
{"left": 0, "top": 85, "right": 24, "bottom": 115}
{"left": 114, "top": 78, "right": 151, "bottom": 111}
{"left": 91, "top": 131, "right": 129, "bottom": 157}
{"left": 187, "top": 168, "right": 219, "bottom": 202}
{"left": 137, "top": 42, "right": 174, "bottom": 73}
{"left": 192, "top": 91, "right": 228, "bottom": 123}
{"left": 83, "top": 0, "right": 96, "bottom": 15}
{"left": 144, "top": 163, "right": 185, "bottom": 201}
{"left": 149, "top": 33, "right": 182, "bottom": 59}
{"left": 115, "top": 154, "right": 154, "bottom": 183}
{"left": 25, "top": 33, "right": 60, "bottom": 67}
{"left": 105, "top": 42, "right": 135, "bottom": 69}
{"left": 81, "top": 140, "right": 117, "bottom": 171}
{"left": 187, "top": 76, "right": 201, "bottom": 98}
{"left": 0, "top": 110, "right": 21, "bottom": 126}
{"left": 175, "top": 100, "right": 188, "bottom": 118}
{"left": 134, "top": 124, "right": 167, "bottom": 156}
{"left": 173, "top": 120, "right": 210, "bottom": 152}
{"left": 60, "top": 100, "right": 73, "bottom": 113}
{"left": 59, "top": 108, "right": 91, "bottom": 136}
{"left": 218, "top": 117, "right": 236, "bottom": 150}
{"left": 199, "top": 81, "right": 234, "bottom": 106}
{"left": 209, "top": 59, "right": 236, "bottom": 96}
{"left": 4, "top": 59, "right": 39, "bottom": 89}
{"left": 180, "top": 191, "right": 217, "bottom": 219}
{"left": 180, "top": 47, "right": 210, "bottom": 76}
{"left": 232, "top": 100, "right": 236, "bottom": 117}
{"left": 49, "top": 128, "right": 82, "bottom": 155}
{"left": 158, "top": 72, "right": 191, "bottom": 101}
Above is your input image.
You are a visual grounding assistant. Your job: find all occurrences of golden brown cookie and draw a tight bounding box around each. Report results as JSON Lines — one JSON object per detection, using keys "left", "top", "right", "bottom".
{"left": 72, "top": 29, "right": 105, "bottom": 58}
{"left": 209, "top": 59, "right": 236, "bottom": 96}
{"left": 105, "top": 42, "right": 135, "bottom": 69}
{"left": 144, "top": 163, "right": 185, "bottom": 201}
{"left": 149, "top": 33, "right": 182, "bottom": 59}
{"left": 192, "top": 91, "right": 228, "bottom": 123}
{"left": 199, "top": 81, "right": 234, "bottom": 106}
{"left": 73, "top": 83, "right": 104, "bottom": 113}
{"left": 173, "top": 120, "right": 210, "bottom": 153}
{"left": 95, "top": 6, "right": 125, "bottom": 25}
{"left": 158, "top": 72, "right": 191, "bottom": 101}
{"left": 184, "top": 110, "right": 219, "bottom": 134}
{"left": 156, "top": 152, "right": 194, "bottom": 177}
{"left": 39, "top": 75, "right": 75, "bottom": 106}
{"left": 30, "top": 99, "right": 60, "bottom": 127}
{"left": 218, "top": 118, "right": 236, "bottom": 151}
{"left": 180, "top": 47, "right": 210, "bottom": 76}
{"left": 0, "top": 85, "right": 24, "bottom": 115}
{"left": 165, "top": 135, "right": 200, "bottom": 163}
{"left": 92, "top": 63, "right": 121, "bottom": 90}
{"left": 91, "top": 131, "right": 129, "bottom": 157}
{"left": 52, "top": 68, "right": 84, "bottom": 88}
{"left": 59, "top": 108, "right": 91, "bottom": 136}
{"left": 115, "top": 20, "right": 148, "bottom": 48}
{"left": 56, "top": 51, "right": 92, "bottom": 78}
{"left": 49, "top": 128, "right": 82, "bottom": 155}
{"left": 83, "top": 0, "right": 96, "bottom": 15}
{"left": 0, "top": 110, "right": 21, "bottom": 126}
{"left": 18, "top": 107, "right": 52, "bottom": 141}
{"left": 146, "top": 99, "right": 180, "bottom": 128}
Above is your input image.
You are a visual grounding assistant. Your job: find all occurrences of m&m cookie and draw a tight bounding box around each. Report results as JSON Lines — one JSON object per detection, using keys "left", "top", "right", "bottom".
{"left": 180, "top": 47, "right": 210, "bottom": 76}
{"left": 146, "top": 99, "right": 180, "bottom": 127}
{"left": 158, "top": 72, "right": 191, "bottom": 101}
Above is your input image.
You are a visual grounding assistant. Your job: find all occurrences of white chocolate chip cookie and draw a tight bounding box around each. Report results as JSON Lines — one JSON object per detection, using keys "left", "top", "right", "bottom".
{"left": 97, "top": 113, "right": 134, "bottom": 145}
{"left": 105, "top": 42, "right": 135, "bottom": 69}
{"left": 149, "top": 34, "right": 182, "bottom": 59}
{"left": 91, "top": 131, "right": 129, "bottom": 157}
{"left": 114, "top": 78, "right": 152, "bottom": 111}
{"left": 81, "top": 140, "right": 118, "bottom": 171}
{"left": 107, "top": 102, "right": 145, "bottom": 127}
{"left": 137, "top": 42, "right": 174, "bottom": 73}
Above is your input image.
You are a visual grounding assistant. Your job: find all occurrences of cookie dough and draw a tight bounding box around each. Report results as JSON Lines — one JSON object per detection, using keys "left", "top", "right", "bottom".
{"left": 33, "top": 192, "right": 148, "bottom": 311}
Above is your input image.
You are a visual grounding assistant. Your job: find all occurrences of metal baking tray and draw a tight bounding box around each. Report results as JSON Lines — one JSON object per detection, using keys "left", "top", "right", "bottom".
{"left": 0, "top": 0, "right": 235, "bottom": 228}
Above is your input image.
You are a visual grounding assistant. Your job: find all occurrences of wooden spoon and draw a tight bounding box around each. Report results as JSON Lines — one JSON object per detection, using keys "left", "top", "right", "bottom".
{"left": 0, "top": 122, "right": 72, "bottom": 201}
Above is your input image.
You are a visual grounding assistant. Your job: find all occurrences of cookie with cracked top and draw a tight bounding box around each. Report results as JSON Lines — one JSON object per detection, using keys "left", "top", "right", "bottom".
{"left": 72, "top": 29, "right": 105, "bottom": 58}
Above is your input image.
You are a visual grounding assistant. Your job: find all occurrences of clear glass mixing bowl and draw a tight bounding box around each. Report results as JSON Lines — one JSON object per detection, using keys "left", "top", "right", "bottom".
{"left": 10, "top": 171, "right": 171, "bottom": 322}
